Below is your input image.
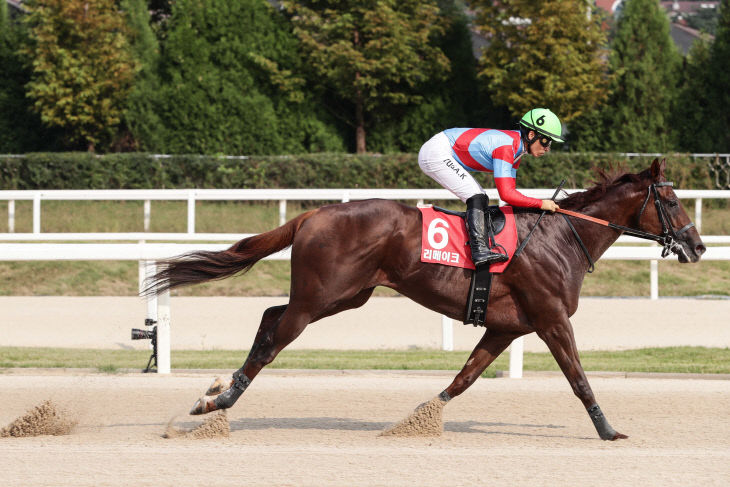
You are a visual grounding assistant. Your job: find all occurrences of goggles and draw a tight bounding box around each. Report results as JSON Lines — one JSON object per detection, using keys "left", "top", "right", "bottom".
{"left": 538, "top": 136, "right": 552, "bottom": 149}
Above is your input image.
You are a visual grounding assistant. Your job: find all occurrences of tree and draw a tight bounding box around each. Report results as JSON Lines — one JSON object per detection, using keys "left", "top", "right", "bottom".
{"left": 21, "top": 0, "right": 138, "bottom": 151}
{"left": 601, "top": 0, "right": 682, "bottom": 152}
{"left": 120, "top": 0, "right": 163, "bottom": 151}
{"left": 282, "top": 0, "right": 450, "bottom": 153}
{"left": 675, "top": 37, "right": 714, "bottom": 153}
{"left": 471, "top": 0, "right": 609, "bottom": 126}
{"left": 152, "top": 0, "right": 343, "bottom": 155}
{"left": 703, "top": 0, "right": 730, "bottom": 151}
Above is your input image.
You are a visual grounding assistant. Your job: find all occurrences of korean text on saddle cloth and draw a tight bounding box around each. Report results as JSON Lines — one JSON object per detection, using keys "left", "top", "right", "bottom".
{"left": 418, "top": 206, "right": 518, "bottom": 273}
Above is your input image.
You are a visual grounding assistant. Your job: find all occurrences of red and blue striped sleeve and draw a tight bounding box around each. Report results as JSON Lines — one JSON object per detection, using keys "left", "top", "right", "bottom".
{"left": 492, "top": 145, "right": 542, "bottom": 208}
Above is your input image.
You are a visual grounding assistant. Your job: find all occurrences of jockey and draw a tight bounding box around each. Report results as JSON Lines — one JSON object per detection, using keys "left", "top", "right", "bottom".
{"left": 418, "top": 108, "right": 565, "bottom": 266}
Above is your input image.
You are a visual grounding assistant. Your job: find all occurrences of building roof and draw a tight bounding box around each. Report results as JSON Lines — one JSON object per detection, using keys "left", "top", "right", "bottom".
{"left": 660, "top": 1, "right": 719, "bottom": 14}
{"left": 595, "top": 0, "right": 716, "bottom": 55}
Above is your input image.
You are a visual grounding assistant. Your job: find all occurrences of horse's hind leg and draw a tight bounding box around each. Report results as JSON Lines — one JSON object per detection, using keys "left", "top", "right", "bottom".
{"left": 190, "top": 303, "right": 307, "bottom": 414}
{"left": 191, "top": 287, "right": 376, "bottom": 414}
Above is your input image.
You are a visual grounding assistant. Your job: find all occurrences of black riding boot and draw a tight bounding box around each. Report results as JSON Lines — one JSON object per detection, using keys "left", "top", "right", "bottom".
{"left": 466, "top": 194, "right": 508, "bottom": 266}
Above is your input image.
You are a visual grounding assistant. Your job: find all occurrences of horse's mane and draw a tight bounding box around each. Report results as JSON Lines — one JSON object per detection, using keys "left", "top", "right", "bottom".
{"left": 558, "top": 165, "right": 645, "bottom": 211}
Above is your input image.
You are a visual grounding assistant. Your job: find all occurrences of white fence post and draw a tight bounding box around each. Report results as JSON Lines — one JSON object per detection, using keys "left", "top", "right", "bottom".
{"left": 144, "top": 200, "right": 151, "bottom": 232}
{"left": 509, "top": 337, "right": 524, "bottom": 378}
{"left": 650, "top": 260, "right": 659, "bottom": 300}
{"left": 7, "top": 200, "right": 14, "bottom": 233}
{"left": 695, "top": 198, "right": 702, "bottom": 233}
{"left": 441, "top": 316, "right": 453, "bottom": 351}
{"left": 156, "top": 290, "right": 171, "bottom": 374}
{"left": 187, "top": 191, "right": 195, "bottom": 234}
{"left": 32, "top": 193, "right": 41, "bottom": 234}
{"left": 279, "top": 199, "right": 287, "bottom": 226}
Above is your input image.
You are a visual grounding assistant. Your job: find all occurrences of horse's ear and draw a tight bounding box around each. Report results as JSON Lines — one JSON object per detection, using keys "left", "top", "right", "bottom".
{"left": 650, "top": 158, "right": 666, "bottom": 181}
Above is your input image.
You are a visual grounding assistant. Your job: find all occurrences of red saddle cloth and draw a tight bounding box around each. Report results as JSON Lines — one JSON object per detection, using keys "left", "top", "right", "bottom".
{"left": 418, "top": 206, "right": 518, "bottom": 273}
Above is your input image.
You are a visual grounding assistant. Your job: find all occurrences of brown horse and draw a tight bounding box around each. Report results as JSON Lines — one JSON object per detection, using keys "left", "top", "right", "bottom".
{"left": 146, "top": 159, "right": 705, "bottom": 440}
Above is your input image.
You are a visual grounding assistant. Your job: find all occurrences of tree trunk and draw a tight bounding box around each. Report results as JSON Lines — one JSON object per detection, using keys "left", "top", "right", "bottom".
{"left": 355, "top": 96, "right": 366, "bottom": 153}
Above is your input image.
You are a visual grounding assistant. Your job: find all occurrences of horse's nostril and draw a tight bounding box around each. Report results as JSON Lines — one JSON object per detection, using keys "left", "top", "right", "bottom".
{"left": 696, "top": 244, "right": 706, "bottom": 255}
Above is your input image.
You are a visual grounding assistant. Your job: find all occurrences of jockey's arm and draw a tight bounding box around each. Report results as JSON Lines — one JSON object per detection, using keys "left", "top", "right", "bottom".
{"left": 492, "top": 156, "right": 542, "bottom": 209}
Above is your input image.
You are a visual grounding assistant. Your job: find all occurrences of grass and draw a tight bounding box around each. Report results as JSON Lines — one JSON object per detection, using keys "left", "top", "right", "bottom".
{"left": 1, "top": 346, "right": 728, "bottom": 376}
{"left": 0, "top": 200, "right": 727, "bottom": 297}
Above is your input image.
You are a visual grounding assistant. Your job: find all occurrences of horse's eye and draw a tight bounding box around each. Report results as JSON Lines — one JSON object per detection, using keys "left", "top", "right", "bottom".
{"left": 668, "top": 200, "right": 679, "bottom": 208}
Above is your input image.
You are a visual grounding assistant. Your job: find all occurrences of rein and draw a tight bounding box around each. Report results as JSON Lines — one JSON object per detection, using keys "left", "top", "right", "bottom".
{"left": 557, "top": 181, "right": 695, "bottom": 266}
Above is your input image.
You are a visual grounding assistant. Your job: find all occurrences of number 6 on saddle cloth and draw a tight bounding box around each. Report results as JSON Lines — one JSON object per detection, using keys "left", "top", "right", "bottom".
{"left": 418, "top": 205, "right": 518, "bottom": 327}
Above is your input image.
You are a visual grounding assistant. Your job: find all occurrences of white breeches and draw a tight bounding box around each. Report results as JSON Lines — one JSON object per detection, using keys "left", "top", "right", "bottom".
{"left": 418, "top": 132, "right": 484, "bottom": 203}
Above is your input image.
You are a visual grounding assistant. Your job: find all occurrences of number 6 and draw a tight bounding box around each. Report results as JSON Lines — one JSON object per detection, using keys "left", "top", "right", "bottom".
{"left": 427, "top": 218, "right": 449, "bottom": 250}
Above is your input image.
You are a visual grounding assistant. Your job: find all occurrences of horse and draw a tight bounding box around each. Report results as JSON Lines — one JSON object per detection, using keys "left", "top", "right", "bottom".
{"left": 146, "top": 158, "right": 705, "bottom": 440}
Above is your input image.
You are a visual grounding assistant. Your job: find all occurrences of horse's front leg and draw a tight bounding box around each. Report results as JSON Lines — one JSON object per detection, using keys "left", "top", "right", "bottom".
{"left": 536, "top": 315, "right": 628, "bottom": 441}
{"left": 381, "top": 328, "right": 516, "bottom": 436}
{"left": 441, "top": 328, "right": 517, "bottom": 401}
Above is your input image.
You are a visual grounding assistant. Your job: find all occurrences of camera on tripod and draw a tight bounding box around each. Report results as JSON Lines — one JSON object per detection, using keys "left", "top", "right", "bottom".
{"left": 131, "top": 328, "right": 155, "bottom": 340}
{"left": 131, "top": 319, "right": 158, "bottom": 372}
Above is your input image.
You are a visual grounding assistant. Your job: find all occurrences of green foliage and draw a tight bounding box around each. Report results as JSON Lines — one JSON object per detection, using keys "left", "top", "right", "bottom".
{"left": 703, "top": 0, "right": 730, "bottom": 152}
{"left": 21, "top": 0, "right": 138, "bottom": 151}
{"left": 282, "top": 0, "right": 450, "bottom": 152}
{"left": 601, "top": 0, "right": 682, "bottom": 152}
{"left": 367, "top": 0, "right": 507, "bottom": 153}
{"left": 685, "top": 7, "right": 720, "bottom": 35}
{"left": 149, "top": 0, "right": 343, "bottom": 155}
{"left": 120, "top": 0, "right": 164, "bottom": 151}
{"left": 0, "top": 151, "right": 717, "bottom": 190}
{"left": 675, "top": 37, "right": 715, "bottom": 153}
{"left": 472, "top": 0, "right": 609, "bottom": 124}
{"left": 0, "top": 2, "right": 59, "bottom": 152}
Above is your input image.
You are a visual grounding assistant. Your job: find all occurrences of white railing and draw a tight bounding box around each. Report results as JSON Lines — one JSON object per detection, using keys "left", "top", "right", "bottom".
{"left": 1, "top": 188, "right": 728, "bottom": 376}
{"left": 0, "top": 239, "right": 728, "bottom": 376}
{"left": 2, "top": 188, "right": 728, "bottom": 233}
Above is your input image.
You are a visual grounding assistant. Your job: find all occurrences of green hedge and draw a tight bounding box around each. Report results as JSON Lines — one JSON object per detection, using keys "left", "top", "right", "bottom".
{"left": 0, "top": 151, "right": 717, "bottom": 190}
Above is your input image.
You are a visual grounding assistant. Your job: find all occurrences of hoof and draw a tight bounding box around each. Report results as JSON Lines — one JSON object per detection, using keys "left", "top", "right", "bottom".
{"left": 189, "top": 395, "right": 218, "bottom": 415}
{"left": 204, "top": 377, "right": 232, "bottom": 397}
{"left": 611, "top": 432, "right": 629, "bottom": 440}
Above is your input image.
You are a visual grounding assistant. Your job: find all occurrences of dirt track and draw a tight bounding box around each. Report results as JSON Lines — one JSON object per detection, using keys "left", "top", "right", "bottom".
{"left": 2, "top": 296, "right": 729, "bottom": 352}
{"left": 1, "top": 370, "right": 729, "bottom": 487}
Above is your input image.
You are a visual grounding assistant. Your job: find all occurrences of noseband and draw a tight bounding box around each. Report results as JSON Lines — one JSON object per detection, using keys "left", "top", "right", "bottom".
{"left": 636, "top": 182, "right": 695, "bottom": 257}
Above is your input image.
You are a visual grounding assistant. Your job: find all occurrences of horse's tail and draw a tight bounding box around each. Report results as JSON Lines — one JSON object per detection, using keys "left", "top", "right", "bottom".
{"left": 143, "top": 209, "right": 318, "bottom": 295}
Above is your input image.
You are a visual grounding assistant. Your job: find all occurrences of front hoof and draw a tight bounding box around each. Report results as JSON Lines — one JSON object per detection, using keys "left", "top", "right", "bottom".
{"left": 610, "top": 432, "right": 629, "bottom": 440}
{"left": 189, "top": 395, "right": 218, "bottom": 415}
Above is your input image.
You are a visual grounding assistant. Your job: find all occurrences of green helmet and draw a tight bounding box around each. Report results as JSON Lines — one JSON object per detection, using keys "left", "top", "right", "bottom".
{"left": 519, "top": 108, "right": 565, "bottom": 143}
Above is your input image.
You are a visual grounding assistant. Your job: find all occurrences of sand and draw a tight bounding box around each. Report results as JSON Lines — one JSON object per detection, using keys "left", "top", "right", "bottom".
{"left": 0, "top": 400, "right": 76, "bottom": 437}
{"left": 164, "top": 410, "right": 229, "bottom": 439}
{"left": 0, "top": 370, "right": 728, "bottom": 487}
{"left": 380, "top": 395, "right": 446, "bottom": 437}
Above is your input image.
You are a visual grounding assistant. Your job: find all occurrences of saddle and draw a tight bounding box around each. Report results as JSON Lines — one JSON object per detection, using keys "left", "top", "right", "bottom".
{"left": 433, "top": 205, "right": 506, "bottom": 236}
{"left": 432, "top": 205, "right": 505, "bottom": 327}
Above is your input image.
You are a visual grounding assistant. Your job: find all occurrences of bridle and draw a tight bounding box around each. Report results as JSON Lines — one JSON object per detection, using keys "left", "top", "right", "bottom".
{"left": 513, "top": 180, "right": 696, "bottom": 273}
{"left": 635, "top": 182, "right": 695, "bottom": 257}
{"left": 557, "top": 181, "right": 696, "bottom": 270}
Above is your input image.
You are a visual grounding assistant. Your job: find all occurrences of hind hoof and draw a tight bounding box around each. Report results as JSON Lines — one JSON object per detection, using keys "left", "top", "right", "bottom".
{"left": 204, "top": 377, "right": 232, "bottom": 397}
{"left": 190, "top": 396, "right": 217, "bottom": 415}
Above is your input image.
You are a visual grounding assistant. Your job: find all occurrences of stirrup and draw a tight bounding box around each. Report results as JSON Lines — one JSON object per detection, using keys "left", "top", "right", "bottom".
{"left": 472, "top": 250, "right": 508, "bottom": 266}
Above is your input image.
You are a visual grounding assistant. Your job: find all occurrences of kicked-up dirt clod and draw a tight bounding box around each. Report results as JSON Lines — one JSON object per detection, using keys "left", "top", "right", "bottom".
{"left": 1, "top": 400, "right": 77, "bottom": 437}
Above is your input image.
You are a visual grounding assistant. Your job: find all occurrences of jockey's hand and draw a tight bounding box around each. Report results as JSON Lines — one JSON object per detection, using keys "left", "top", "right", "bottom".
{"left": 541, "top": 199, "right": 560, "bottom": 212}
